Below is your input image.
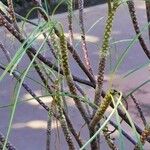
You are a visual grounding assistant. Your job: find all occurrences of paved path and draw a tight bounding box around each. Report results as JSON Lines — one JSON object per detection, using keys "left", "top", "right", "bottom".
{"left": 0, "top": 1, "right": 150, "bottom": 149}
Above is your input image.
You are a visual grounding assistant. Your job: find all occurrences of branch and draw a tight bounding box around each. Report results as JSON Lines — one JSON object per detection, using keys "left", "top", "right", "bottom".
{"left": 0, "top": 132, "right": 16, "bottom": 150}
{"left": 127, "top": 0, "right": 150, "bottom": 59}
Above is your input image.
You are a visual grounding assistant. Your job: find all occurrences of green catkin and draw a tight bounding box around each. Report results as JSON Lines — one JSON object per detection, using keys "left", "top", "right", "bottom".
{"left": 89, "top": 3, "right": 120, "bottom": 149}
{"left": 50, "top": 29, "right": 61, "bottom": 59}
{"left": 59, "top": 32, "right": 90, "bottom": 124}
{"left": 90, "top": 91, "right": 113, "bottom": 128}
{"left": 134, "top": 123, "right": 150, "bottom": 150}
{"left": 53, "top": 80, "right": 75, "bottom": 150}
{"left": 94, "top": 2, "right": 119, "bottom": 106}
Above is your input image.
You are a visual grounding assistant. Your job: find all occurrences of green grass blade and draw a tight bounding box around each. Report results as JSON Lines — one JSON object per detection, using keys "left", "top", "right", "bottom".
{"left": 2, "top": 28, "right": 52, "bottom": 150}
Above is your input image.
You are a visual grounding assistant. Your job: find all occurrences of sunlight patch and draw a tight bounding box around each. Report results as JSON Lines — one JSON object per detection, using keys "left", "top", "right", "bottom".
{"left": 12, "top": 120, "right": 60, "bottom": 129}
{"left": 23, "top": 90, "right": 52, "bottom": 106}
{"left": 64, "top": 33, "right": 99, "bottom": 43}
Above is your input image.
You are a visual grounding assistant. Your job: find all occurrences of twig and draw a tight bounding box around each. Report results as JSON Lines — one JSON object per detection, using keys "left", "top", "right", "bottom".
{"left": 134, "top": 123, "right": 150, "bottom": 150}
{"left": 7, "top": 0, "right": 16, "bottom": 23}
{"left": 0, "top": 42, "right": 11, "bottom": 62}
{"left": 109, "top": 120, "right": 136, "bottom": 145}
{"left": 54, "top": 81, "right": 75, "bottom": 150}
{"left": 67, "top": 0, "right": 74, "bottom": 45}
{"left": 74, "top": 82, "right": 91, "bottom": 117}
{"left": 32, "top": 0, "right": 96, "bottom": 85}
{"left": 78, "top": 0, "right": 93, "bottom": 75}
{"left": 130, "top": 94, "right": 147, "bottom": 126}
{"left": 0, "top": 132, "right": 16, "bottom": 150}
{"left": 103, "top": 125, "right": 118, "bottom": 150}
{"left": 127, "top": 0, "right": 150, "bottom": 59}
{"left": 46, "top": 108, "right": 52, "bottom": 150}
{"left": 6, "top": 0, "right": 19, "bottom": 31}
{"left": 0, "top": 11, "right": 93, "bottom": 87}
{"left": 0, "top": 65, "right": 82, "bottom": 148}
{"left": 63, "top": 110, "right": 84, "bottom": 148}
{"left": 145, "top": 0, "right": 150, "bottom": 41}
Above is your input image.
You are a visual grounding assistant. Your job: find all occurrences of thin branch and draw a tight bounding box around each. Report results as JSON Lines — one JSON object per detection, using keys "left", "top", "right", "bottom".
{"left": 46, "top": 108, "right": 52, "bottom": 150}
{"left": 0, "top": 11, "right": 93, "bottom": 87}
{"left": 32, "top": 0, "right": 96, "bottom": 85}
{"left": 78, "top": 0, "right": 93, "bottom": 75}
{"left": 130, "top": 94, "right": 147, "bottom": 126}
{"left": 103, "top": 125, "right": 118, "bottom": 150}
{"left": 134, "top": 123, "right": 150, "bottom": 150}
{"left": 145, "top": 0, "right": 150, "bottom": 41}
{"left": 67, "top": 0, "right": 74, "bottom": 45}
{"left": 0, "top": 64, "right": 147, "bottom": 145}
{"left": 0, "top": 42, "right": 11, "bottom": 62}
{"left": 0, "top": 132, "right": 16, "bottom": 150}
{"left": 6, "top": 0, "right": 19, "bottom": 31}
{"left": 109, "top": 120, "right": 136, "bottom": 145}
{"left": 63, "top": 110, "right": 84, "bottom": 148}
{"left": 127, "top": 0, "right": 150, "bottom": 59}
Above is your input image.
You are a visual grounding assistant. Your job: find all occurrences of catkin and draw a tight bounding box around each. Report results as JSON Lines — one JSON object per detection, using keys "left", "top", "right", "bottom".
{"left": 90, "top": 92, "right": 112, "bottom": 128}
{"left": 94, "top": 2, "right": 119, "bottom": 106}
{"left": 59, "top": 32, "right": 89, "bottom": 124}
{"left": 7, "top": 0, "right": 16, "bottom": 22}
{"left": 134, "top": 123, "right": 150, "bottom": 150}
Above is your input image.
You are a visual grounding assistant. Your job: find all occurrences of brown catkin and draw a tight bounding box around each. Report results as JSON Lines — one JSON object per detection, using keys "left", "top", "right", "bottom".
{"left": 134, "top": 123, "right": 150, "bottom": 150}
{"left": 7, "top": 0, "right": 16, "bottom": 23}
{"left": 78, "top": 0, "right": 93, "bottom": 74}
{"left": 127, "top": 0, "right": 150, "bottom": 59}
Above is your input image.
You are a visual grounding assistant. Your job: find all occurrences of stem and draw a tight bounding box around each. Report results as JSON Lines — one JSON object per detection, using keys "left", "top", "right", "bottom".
{"left": 0, "top": 12, "right": 93, "bottom": 87}
{"left": 78, "top": 0, "right": 93, "bottom": 75}
{"left": 0, "top": 132, "right": 16, "bottom": 150}
{"left": 32, "top": 0, "right": 96, "bottom": 85}
{"left": 67, "top": 0, "right": 74, "bottom": 45}
{"left": 130, "top": 94, "right": 147, "bottom": 126}
{"left": 127, "top": 0, "right": 150, "bottom": 59}
{"left": 46, "top": 110, "right": 52, "bottom": 150}
{"left": 145, "top": 0, "right": 150, "bottom": 41}
{"left": 134, "top": 123, "right": 150, "bottom": 150}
